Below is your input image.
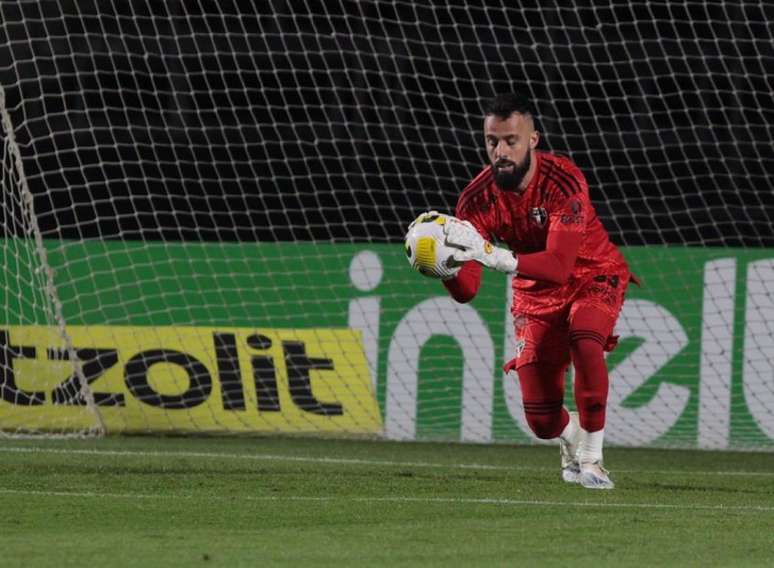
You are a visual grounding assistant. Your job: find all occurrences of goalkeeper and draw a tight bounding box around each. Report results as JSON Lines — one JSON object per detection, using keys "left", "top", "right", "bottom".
{"left": 440, "top": 92, "right": 637, "bottom": 489}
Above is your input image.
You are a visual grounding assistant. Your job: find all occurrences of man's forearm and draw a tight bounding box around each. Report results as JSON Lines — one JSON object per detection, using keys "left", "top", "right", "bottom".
{"left": 443, "top": 260, "right": 482, "bottom": 303}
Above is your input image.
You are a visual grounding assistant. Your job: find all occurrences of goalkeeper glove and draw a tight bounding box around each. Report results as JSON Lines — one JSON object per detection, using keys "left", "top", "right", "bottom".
{"left": 444, "top": 217, "right": 519, "bottom": 274}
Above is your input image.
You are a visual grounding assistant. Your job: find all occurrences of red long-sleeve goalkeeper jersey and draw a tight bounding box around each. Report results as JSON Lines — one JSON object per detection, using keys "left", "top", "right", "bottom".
{"left": 444, "top": 151, "right": 629, "bottom": 315}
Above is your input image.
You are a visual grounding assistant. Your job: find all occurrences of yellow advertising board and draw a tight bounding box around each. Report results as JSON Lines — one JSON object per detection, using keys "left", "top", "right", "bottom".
{"left": 0, "top": 325, "right": 381, "bottom": 435}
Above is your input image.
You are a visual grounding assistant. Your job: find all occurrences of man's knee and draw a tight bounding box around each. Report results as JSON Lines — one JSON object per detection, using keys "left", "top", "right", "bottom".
{"left": 523, "top": 400, "right": 565, "bottom": 439}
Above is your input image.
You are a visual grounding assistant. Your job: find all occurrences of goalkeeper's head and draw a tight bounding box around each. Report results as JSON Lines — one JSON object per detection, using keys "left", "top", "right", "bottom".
{"left": 483, "top": 92, "right": 540, "bottom": 193}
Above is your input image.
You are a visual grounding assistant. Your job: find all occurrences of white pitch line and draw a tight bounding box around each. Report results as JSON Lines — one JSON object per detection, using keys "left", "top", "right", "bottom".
{"left": 0, "top": 445, "right": 535, "bottom": 471}
{"left": 0, "top": 488, "right": 772, "bottom": 513}
{"left": 0, "top": 445, "right": 773, "bottom": 478}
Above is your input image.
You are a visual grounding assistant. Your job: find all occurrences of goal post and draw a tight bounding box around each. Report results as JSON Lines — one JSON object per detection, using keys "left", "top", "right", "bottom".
{"left": 0, "top": 1, "right": 772, "bottom": 448}
{"left": 1, "top": 83, "right": 104, "bottom": 436}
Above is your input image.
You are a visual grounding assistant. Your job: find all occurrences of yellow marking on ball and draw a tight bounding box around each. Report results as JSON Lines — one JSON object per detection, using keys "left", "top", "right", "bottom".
{"left": 415, "top": 236, "right": 437, "bottom": 270}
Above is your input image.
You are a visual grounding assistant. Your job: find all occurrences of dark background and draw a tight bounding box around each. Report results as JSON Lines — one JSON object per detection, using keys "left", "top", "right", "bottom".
{"left": 1, "top": 0, "right": 772, "bottom": 246}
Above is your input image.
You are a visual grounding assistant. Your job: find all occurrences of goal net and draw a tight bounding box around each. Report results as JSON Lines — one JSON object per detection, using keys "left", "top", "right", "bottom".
{"left": 1, "top": 1, "right": 772, "bottom": 448}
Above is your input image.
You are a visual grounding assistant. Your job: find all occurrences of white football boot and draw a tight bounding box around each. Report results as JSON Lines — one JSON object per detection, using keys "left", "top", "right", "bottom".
{"left": 559, "top": 411, "right": 581, "bottom": 483}
{"left": 579, "top": 461, "right": 615, "bottom": 490}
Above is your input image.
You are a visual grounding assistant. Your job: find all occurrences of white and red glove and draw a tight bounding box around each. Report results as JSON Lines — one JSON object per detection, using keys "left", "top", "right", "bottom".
{"left": 444, "top": 217, "right": 518, "bottom": 274}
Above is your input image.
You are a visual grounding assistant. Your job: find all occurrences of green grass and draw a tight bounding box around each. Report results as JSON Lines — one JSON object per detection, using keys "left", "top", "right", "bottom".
{"left": 0, "top": 436, "right": 772, "bottom": 567}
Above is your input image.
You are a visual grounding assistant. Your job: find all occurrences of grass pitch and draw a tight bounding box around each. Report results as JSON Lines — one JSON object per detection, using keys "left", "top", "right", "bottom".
{"left": 0, "top": 436, "right": 772, "bottom": 567}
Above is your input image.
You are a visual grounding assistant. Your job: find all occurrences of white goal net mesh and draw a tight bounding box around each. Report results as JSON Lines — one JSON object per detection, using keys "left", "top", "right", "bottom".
{"left": 0, "top": 1, "right": 772, "bottom": 448}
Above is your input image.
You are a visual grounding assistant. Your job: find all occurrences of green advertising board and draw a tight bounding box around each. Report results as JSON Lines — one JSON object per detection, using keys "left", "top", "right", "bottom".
{"left": 2, "top": 239, "right": 773, "bottom": 449}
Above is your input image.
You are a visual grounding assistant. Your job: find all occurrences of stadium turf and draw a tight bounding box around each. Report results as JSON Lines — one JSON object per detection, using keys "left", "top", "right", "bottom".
{"left": 0, "top": 436, "right": 772, "bottom": 567}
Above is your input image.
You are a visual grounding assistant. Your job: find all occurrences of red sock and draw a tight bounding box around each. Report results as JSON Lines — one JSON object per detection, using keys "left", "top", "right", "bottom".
{"left": 571, "top": 338, "right": 608, "bottom": 432}
{"left": 569, "top": 308, "right": 615, "bottom": 433}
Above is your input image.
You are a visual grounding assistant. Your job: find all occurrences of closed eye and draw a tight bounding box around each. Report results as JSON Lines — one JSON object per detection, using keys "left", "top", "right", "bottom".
{"left": 486, "top": 136, "right": 519, "bottom": 146}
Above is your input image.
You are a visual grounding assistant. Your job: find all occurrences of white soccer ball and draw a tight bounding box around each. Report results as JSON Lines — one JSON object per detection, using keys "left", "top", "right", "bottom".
{"left": 404, "top": 212, "right": 462, "bottom": 280}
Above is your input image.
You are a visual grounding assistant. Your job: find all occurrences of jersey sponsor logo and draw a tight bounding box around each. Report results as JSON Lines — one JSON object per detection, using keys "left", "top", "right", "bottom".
{"left": 0, "top": 325, "right": 381, "bottom": 434}
{"left": 586, "top": 276, "right": 622, "bottom": 306}
{"left": 594, "top": 274, "right": 620, "bottom": 288}
{"left": 529, "top": 207, "right": 548, "bottom": 227}
{"left": 560, "top": 199, "right": 584, "bottom": 225}
{"left": 570, "top": 199, "right": 582, "bottom": 214}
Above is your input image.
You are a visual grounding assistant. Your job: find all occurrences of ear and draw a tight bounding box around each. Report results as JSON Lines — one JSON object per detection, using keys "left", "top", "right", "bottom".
{"left": 529, "top": 130, "right": 540, "bottom": 149}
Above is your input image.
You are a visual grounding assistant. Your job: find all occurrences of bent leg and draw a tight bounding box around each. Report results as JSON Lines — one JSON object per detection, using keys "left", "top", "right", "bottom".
{"left": 517, "top": 361, "right": 570, "bottom": 439}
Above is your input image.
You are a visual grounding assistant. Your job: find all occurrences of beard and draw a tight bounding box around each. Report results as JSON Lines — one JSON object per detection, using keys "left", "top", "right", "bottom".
{"left": 493, "top": 151, "right": 531, "bottom": 192}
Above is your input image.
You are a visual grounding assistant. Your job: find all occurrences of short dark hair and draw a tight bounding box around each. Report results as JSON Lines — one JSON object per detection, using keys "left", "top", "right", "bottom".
{"left": 484, "top": 93, "right": 535, "bottom": 120}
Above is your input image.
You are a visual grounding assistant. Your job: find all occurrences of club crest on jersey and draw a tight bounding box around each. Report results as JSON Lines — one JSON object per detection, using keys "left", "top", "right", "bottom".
{"left": 513, "top": 338, "right": 526, "bottom": 358}
{"left": 529, "top": 207, "right": 547, "bottom": 227}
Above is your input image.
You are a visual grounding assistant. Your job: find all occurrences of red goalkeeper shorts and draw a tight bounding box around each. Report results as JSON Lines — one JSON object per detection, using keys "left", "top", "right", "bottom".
{"left": 504, "top": 271, "right": 630, "bottom": 374}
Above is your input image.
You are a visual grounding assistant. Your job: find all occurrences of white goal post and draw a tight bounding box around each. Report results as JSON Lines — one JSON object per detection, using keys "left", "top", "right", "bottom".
{"left": 1, "top": 1, "right": 772, "bottom": 448}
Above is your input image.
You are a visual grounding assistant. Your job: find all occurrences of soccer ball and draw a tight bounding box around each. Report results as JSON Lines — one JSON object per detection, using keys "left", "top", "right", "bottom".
{"left": 404, "top": 212, "right": 462, "bottom": 280}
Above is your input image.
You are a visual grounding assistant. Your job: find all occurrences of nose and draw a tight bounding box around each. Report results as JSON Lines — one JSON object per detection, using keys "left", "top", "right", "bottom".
{"left": 494, "top": 140, "right": 510, "bottom": 160}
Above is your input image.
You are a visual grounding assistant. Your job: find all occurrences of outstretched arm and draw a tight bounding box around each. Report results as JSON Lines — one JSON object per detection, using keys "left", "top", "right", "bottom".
{"left": 516, "top": 230, "right": 582, "bottom": 285}
{"left": 442, "top": 218, "right": 582, "bottom": 301}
